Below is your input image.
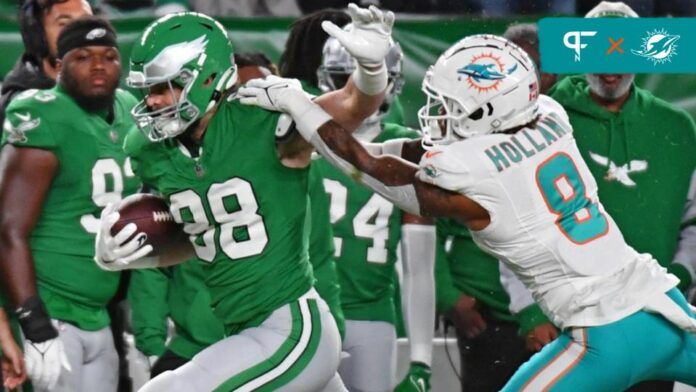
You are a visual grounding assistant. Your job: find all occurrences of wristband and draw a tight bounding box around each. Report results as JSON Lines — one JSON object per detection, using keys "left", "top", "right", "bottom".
{"left": 352, "top": 61, "right": 388, "bottom": 96}
{"left": 289, "top": 100, "right": 333, "bottom": 142}
{"left": 15, "top": 296, "right": 57, "bottom": 343}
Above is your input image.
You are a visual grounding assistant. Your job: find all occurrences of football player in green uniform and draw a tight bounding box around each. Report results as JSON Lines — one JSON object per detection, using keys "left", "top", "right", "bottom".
{"left": 0, "top": 17, "right": 140, "bottom": 392}
{"left": 94, "top": 6, "right": 394, "bottom": 391}
{"left": 127, "top": 57, "right": 345, "bottom": 379}
{"left": 314, "top": 34, "right": 436, "bottom": 392}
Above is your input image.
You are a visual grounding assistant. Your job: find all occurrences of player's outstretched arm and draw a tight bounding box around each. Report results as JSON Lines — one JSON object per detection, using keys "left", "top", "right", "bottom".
{"left": 239, "top": 78, "right": 489, "bottom": 227}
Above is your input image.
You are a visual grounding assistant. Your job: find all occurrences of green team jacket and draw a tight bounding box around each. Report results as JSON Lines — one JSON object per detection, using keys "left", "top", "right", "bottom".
{"left": 504, "top": 76, "right": 696, "bottom": 333}
{"left": 128, "top": 164, "right": 345, "bottom": 359}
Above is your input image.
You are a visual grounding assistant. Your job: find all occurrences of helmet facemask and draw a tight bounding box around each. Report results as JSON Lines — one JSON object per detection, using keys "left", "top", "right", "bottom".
{"left": 128, "top": 13, "right": 238, "bottom": 142}
{"left": 419, "top": 74, "right": 496, "bottom": 147}
{"left": 418, "top": 34, "right": 540, "bottom": 147}
{"left": 130, "top": 69, "right": 202, "bottom": 142}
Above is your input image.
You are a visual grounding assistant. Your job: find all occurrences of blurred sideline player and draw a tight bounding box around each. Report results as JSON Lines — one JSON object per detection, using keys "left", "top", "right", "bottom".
{"left": 1, "top": 0, "right": 92, "bottom": 123}
{"left": 503, "top": 23, "right": 556, "bottom": 95}
{"left": 313, "top": 33, "right": 435, "bottom": 391}
{"left": 128, "top": 51, "right": 346, "bottom": 377}
{"left": 313, "top": 33, "right": 436, "bottom": 392}
{"left": 239, "top": 31, "right": 696, "bottom": 390}
{"left": 93, "top": 5, "right": 395, "bottom": 391}
{"left": 0, "top": 17, "right": 140, "bottom": 392}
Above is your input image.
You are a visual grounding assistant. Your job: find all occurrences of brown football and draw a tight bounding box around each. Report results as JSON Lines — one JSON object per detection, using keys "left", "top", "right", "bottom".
{"left": 110, "top": 194, "right": 185, "bottom": 256}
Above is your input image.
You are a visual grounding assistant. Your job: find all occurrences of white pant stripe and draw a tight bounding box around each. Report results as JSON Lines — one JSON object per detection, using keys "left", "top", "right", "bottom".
{"left": 236, "top": 297, "right": 314, "bottom": 391}
{"left": 522, "top": 329, "right": 587, "bottom": 392}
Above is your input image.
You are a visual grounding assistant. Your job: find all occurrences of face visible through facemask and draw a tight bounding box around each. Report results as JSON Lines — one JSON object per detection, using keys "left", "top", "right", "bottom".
{"left": 586, "top": 73, "right": 634, "bottom": 101}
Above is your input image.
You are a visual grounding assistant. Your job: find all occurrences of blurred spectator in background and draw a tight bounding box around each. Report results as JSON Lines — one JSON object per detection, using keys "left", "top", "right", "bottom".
{"left": 235, "top": 51, "right": 277, "bottom": 81}
{"left": 0, "top": 0, "right": 92, "bottom": 124}
{"left": 278, "top": 8, "right": 350, "bottom": 93}
{"left": 577, "top": 0, "right": 694, "bottom": 15}
{"left": 98, "top": 0, "right": 189, "bottom": 17}
{"left": 482, "top": 0, "right": 574, "bottom": 16}
{"left": 189, "top": 0, "right": 301, "bottom": 16}
{"left": 503, "top": 23, "right": 557, "bottom": 94}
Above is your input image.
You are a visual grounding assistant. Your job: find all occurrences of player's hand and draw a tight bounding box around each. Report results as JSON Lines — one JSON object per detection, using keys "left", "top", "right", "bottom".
{"left": 238, "top": 75, "right": 309, "bottom": 114}
{"left": 448, "top": 294, "right": 487, "bottom": 339}
{"left": 1, "top": 338, "right": 27, "bottom": 389}
{"left": 321, "top": 3, "right": 394, "bottom": 68}
{"left": 525, "top": 322, "right": 558, "bottom": 352}
{"left": 24, "top": 337, "right": 71, "bottom": 391}
{"left": 395, "top": 362, "right": 431, "bottom": 392}
{"left": 94, "top": 203, "right": 156, "bottom": 271}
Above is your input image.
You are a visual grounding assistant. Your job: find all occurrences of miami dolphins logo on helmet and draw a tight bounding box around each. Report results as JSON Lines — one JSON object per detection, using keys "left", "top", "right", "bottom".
{"left": 457, "top": 53, "right": 519, "bottom": 93}
{"left": 631, "top": 29, "right": 679, "bottom": 65}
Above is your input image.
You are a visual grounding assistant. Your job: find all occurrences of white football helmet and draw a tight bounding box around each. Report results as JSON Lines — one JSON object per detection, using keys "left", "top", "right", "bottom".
{"left": 418, "top": 34, "right": 539, "bottom": 146}
{"left": 317, "top": 25, "right": 404, "bottom": 121}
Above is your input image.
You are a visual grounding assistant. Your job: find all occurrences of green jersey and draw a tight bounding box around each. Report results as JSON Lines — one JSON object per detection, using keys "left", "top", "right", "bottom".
{"left": 2, "top": 86, "right": 140, "bottom": 330}
{"left": 125, "top": 98, "right": 313, "bottom": 332}
{"left": 314, "top": 123, "right": 419, "bottom": 324}
{"left": 129, "top": 164, "right": 345, "bottom": 359}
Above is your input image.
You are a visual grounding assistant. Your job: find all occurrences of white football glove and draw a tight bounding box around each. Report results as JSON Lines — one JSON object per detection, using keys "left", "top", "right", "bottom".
{"left": 321, "top": 3, "right": 394, "bottom": 68}
{"left": 94, "top": 203, "right": 158, "bottom": 271}
{"left": 238, "top": 76, "right": 307, "bottom": 114}
{"left": 239, "top": 76, "right": 332, "bottom": 141}
{"left": 24, "top": 337, "right": 71, "bottom": 391}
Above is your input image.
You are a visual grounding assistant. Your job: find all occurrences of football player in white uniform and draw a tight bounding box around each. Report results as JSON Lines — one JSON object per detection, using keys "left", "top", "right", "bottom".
{"left": 239, "top": 34, "right": 696, "bottom": 390}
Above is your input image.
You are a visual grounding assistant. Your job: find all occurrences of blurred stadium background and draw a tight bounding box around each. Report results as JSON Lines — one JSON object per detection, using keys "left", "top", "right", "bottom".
{"left": 1, "top": 0, "right": 695, "bottom": 129}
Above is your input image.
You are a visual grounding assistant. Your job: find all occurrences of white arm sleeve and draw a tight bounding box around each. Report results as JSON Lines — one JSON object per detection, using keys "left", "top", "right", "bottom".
{"left": 499, "top": 261, "right": 535, "bottom": 314}
{"left": 308, "top": 131, "right": 421, "bottom": 215}
{"left": 361, "top": 138, "right": 409, "bottom": 157}
{"left": 400, "top": 223, "right": 436, "bottom": 366}
{"left": 673, "top": 169, "right": 696, "bottom": 280}
{"left": 289, "top": 101, "right": 421, "bottom": 214}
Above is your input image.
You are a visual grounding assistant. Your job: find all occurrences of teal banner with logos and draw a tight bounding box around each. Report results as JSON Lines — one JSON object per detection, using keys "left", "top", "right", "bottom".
{"left": 539, "top": 17, "right": 695, "bottom": 73}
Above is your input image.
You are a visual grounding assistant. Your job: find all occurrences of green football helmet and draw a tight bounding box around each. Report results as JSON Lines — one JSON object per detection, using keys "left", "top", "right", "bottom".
{"left": 128, "top": 12, "right": 237, "bottom": 141}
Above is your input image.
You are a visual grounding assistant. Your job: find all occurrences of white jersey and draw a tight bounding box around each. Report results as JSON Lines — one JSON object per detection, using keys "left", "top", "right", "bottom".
{"left": 417, "top": 95, "right": 678, "bottom": 329}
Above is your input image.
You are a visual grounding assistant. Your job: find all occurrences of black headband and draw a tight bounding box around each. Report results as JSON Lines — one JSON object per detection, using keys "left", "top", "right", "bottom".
{"left": 57, "top": 17, "right": 118, "bottom": 59}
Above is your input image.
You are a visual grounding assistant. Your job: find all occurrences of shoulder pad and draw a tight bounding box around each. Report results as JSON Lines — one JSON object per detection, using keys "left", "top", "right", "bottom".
{"left": 13, "top": 89, "right": 57, "bottom": 104}
{"left": 417, "top": 142, "right": 472, "bottom": 192}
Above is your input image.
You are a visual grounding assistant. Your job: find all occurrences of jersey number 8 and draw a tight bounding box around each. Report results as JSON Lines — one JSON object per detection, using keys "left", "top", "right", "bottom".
{"left": 536, "top": 153, "right": 608, "bottom": 244}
